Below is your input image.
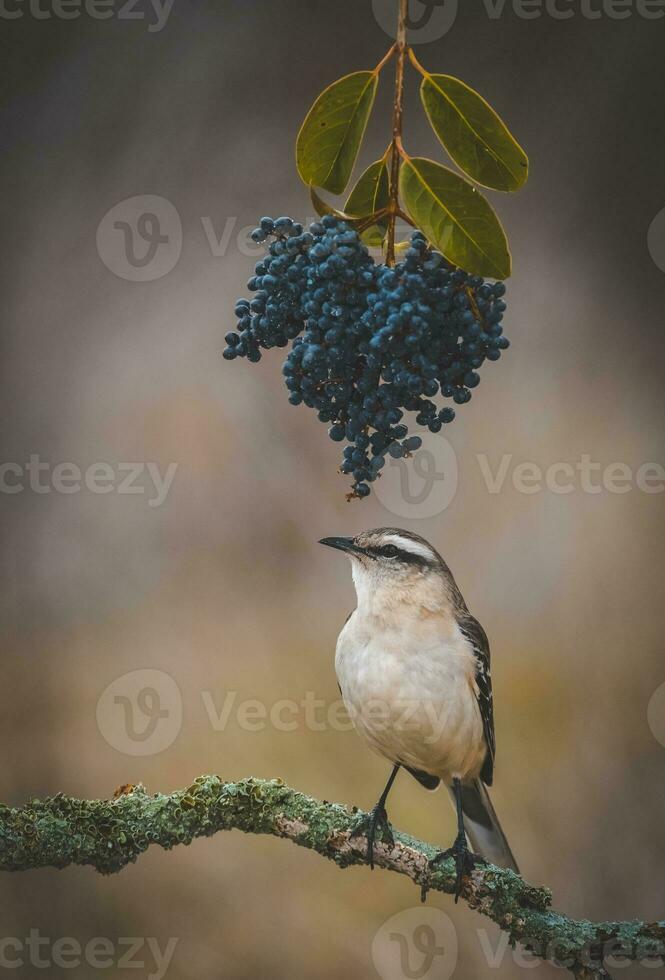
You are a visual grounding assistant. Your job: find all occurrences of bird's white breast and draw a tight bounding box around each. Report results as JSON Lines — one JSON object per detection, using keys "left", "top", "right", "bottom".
{"left": 335, "top": 608, "right": 486, "bottom": 784}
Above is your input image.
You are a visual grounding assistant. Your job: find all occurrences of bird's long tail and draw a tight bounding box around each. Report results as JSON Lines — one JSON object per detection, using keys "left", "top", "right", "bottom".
{"left": 448, "top": 779, "right": 519, "bottom": 873}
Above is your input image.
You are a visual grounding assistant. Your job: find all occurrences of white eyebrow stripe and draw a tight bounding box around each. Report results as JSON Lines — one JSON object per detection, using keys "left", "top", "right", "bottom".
{"left": 383, "top": 534, "right": 436, "bottom": 561}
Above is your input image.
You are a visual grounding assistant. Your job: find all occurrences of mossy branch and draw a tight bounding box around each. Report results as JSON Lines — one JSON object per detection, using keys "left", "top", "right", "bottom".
{"left": 1, "top": 776, "right": 662, "bottom": 977}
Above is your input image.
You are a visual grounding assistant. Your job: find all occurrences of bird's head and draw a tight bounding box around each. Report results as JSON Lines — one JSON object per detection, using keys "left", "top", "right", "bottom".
{"left": 319, "top": 528, "right": 449, "bottom": 612}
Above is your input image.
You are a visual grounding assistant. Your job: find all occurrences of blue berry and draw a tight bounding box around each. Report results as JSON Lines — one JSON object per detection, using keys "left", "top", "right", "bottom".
{"left": 224, "top": 221, "right": 510, "bottom": 498}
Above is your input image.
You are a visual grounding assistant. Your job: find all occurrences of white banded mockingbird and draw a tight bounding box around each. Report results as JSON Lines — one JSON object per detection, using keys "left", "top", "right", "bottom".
{"left": 320, "top": 527, "right": 519, "bottom": 899}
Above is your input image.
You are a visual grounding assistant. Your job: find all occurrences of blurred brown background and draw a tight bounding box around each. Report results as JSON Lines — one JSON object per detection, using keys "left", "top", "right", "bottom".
{"left": 1, "top": 1, "right": 665, "bottom": 978}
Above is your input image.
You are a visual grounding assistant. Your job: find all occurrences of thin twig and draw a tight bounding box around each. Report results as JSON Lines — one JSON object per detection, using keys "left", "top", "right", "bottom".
{"left": 385, "top": 0, "right": 408, "bottom": 267}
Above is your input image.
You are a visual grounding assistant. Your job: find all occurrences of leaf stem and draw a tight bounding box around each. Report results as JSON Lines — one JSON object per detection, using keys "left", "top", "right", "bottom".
{"left": 386, "top": 0, "right": 408, "bottom": 267}
{"left": 395, "top": 207, "right": 415, "bottom": 227}
{"left": 356, "top": 208, "right": 390, "bottom": 233}
{"left": 373, "top": 43, "right": 397, "bottom": 75}
{"left": 407, "top": 46, "right": 429, "bottom": 78}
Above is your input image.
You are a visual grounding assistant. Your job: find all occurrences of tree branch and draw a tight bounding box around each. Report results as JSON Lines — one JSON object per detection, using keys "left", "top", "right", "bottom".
{"left": 1, "top": 776, "right": 662, "bottom": 977}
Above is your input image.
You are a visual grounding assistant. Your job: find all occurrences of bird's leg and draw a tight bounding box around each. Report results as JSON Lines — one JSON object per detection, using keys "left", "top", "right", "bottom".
{"left": 424, "top": 778, "right": 479, "bottom": 903}
{"left": 350, "top": 764, "right": 399, "bottom": 869}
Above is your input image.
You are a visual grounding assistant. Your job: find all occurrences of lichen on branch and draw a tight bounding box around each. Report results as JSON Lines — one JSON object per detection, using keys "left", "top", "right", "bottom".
{"left": 0, "top": 776, "right": 662, "bottom": 979}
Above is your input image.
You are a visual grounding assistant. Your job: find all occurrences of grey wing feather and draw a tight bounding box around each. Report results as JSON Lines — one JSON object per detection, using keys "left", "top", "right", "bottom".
{"left": 451, "top": 779, "right": 519, "bottom": 871}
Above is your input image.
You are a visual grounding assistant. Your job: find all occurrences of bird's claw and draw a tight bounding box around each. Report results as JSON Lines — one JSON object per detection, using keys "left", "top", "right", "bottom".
{"left": 350, "top": 804, "right": 394, "bottom": 870}
{"left": 422, "top": 833, "right": 480, "bottom": 903}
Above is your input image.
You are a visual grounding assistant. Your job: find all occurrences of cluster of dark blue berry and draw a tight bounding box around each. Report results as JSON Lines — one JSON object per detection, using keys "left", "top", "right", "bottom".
{"left": 224, "top": 216, "right": 509, "bottom": 499}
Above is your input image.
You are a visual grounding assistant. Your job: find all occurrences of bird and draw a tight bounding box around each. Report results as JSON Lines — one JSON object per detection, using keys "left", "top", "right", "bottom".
{"left": 319, "top": 527, "right": 519, "bottom": 900}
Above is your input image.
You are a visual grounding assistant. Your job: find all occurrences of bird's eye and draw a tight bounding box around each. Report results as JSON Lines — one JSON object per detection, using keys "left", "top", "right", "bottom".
{"left": 381, "top": 544, "right": 399, "bottom": 559}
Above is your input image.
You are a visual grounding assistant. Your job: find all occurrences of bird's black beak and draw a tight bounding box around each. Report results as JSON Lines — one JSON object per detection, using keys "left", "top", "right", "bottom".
{"left": 319, "top": 536, "right": 364, "bottom": 556}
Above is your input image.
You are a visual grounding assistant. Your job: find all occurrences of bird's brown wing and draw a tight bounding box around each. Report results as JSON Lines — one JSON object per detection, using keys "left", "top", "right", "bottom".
{"left": 458, "top": 614, "right": 495, "bottom": 786}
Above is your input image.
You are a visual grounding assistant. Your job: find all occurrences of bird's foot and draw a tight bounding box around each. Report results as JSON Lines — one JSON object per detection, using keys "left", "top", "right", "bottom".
{"left": 421, "top": 833, "right": 479, "bottom": 904}
{"left": 350, "top": 804, "right": 394, "bottom": 870}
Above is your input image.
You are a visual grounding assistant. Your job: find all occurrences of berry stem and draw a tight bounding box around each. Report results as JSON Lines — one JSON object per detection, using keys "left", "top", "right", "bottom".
{"left": 385, "top": 0, "right": 408, "bottom": 268}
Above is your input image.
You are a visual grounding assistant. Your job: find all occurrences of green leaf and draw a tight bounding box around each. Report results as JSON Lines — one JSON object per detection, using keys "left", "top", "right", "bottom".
{"left": 344, "top": 159, "right": 389, "bottom": 246}
{"left": 399, "top": 156, "right": 511, "bottom": 278}
{"left": 344, "top": 159, "right": 389, "bottom": 217}
{"left": 420, "top": 74, "right": 528, "bottom": 192}
{"left": 296, "top": 71, "right": 378, "bottom": 195}
{"left": 361, "top": 226, "right": 387, "bottom": 248}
